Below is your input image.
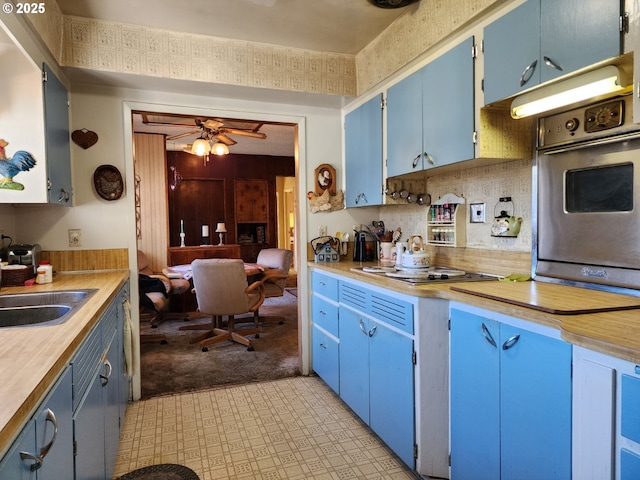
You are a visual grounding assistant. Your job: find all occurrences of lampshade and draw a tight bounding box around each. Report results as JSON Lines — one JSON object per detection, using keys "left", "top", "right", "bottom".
{"left": 215, "top": 222, "right": 227, "bottom": 233}
{"left": 211, "top": 142, "right": 230, "bottom": 155}
{"left": 510, "top": 65, "right": 631, "bottom": 119}
{"left": 191, "top": 138, "right": 211, "bottom": 156}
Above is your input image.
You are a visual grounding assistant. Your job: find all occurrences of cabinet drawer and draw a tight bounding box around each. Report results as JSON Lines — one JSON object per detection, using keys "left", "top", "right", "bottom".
{"left": 622, "top": 374, "right": 640, "bottom": 443}
{"left": 312, "top": 325, "right": 339, "bottom": 394}
{"left": 340, "top": 281, "right": 413, "bottom": 334}
{"left": 311, "top": 270, "right": 338, "bottom": 300}
{"left": 72, "top": 324, "right": 102, "bottom": 411}
{"left": 312, "top": 295, "right": 339, "bottom": 337}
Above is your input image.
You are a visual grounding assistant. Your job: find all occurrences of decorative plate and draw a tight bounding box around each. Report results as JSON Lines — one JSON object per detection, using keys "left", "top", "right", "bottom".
{"left": 93, "top": 164, "right": 124, "bottom": 201}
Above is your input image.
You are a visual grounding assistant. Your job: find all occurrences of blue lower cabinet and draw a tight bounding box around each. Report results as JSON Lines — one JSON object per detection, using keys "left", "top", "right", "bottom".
{"left": 338, "top": 307, "right": 371, "bottom": 423}
{"left": 450, "top": 308, "right": 572, "bottom": 479}
{"left": 621, "top": 449, "right": 640, "bottom": 480}
{"left": 339, "top": 304, "right": 415, "bottom": 467}
{"left": 622, "top": 374, "right": 640, "bottom": 443}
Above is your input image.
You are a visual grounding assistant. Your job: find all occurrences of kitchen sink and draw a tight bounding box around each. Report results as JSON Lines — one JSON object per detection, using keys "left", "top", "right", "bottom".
{"left": 0, "top": 305, "right": 73, "bottom": 327}
{"left": 0, "top": 289, "right": 97, "bottom": 327}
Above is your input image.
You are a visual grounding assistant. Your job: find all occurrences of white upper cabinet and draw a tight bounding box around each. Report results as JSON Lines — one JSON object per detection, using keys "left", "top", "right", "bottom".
{"left": 483, "top": 0, "right": 623, "bottom": 106}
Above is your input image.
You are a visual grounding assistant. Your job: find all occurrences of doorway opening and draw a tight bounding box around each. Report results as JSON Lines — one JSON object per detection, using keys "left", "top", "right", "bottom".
{"left": 132, "top": 110, "right": 300, "bottom": 398}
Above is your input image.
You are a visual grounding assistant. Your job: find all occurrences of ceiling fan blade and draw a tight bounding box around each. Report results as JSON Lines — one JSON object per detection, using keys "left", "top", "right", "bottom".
{"left": 203, "top": 119, "right": 225, "bottom": 130}
{"left": 213, "top": 133, "right": 237, "bottom": 146}
{"left": 166, "top": 129, "right": 199, "bottom": 141}
{"left": 222, "top": 128, "right": 267, "bottom": 139}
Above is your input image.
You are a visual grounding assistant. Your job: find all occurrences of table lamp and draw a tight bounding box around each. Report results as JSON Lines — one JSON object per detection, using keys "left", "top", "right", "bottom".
{"left": 215, "top": 223, "right": 227, "bottom": 245}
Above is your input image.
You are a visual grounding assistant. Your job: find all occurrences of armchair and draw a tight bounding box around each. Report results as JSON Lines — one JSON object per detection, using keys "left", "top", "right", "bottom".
{"left": 137, "top": 250, "right": 191, "bottom": 343}
{"left": 187, "top": 258, "right": 265, "bottom": 352}
{"left": 255, "top": 248, "right": 293, "bottom": 325}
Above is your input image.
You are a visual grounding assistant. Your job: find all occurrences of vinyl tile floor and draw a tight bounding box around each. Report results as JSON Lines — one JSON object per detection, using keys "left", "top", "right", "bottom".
{"left": 113, "top": 376, "right": 421, "bottom": 480}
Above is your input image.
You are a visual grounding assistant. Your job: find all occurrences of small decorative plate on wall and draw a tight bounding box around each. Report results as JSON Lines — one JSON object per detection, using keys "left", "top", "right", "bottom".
{"left": 93, "top": 164, "right": 124, "bottom": 200}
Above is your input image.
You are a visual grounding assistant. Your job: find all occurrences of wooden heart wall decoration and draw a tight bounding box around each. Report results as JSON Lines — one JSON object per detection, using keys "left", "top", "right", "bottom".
{"left": 71, "top": 129, "right": 99, "bottom": 149}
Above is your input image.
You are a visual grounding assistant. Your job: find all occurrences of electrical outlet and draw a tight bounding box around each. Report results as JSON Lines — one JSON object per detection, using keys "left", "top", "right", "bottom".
{"left": 68, "top": 229, "right": 82, "bottom": 247}
{"left": 470, "top": 203, "right": 486, "bottom": 223}
{"left": 318, "top": 225, "right": 327, "bottom": 237}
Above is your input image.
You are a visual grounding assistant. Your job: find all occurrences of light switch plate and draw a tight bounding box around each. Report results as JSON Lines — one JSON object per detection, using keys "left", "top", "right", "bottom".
{"left": 470, "top": 203, "right": 486, "bottom": 223}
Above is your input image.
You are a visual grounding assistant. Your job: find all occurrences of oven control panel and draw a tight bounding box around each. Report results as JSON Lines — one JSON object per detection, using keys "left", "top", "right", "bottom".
{"left": 538, "top": 95, "right": 637, "bottom": 150}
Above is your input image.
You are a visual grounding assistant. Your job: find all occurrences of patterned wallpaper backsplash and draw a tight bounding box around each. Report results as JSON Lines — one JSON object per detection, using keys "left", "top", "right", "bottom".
{"left": 379, "top": 158, "right": 533, "bottom": 253}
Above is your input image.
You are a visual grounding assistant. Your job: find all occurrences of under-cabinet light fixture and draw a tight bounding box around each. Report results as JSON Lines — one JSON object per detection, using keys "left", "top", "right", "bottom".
{"left": 510, "top": 65, "right": 631, "bottom": 119}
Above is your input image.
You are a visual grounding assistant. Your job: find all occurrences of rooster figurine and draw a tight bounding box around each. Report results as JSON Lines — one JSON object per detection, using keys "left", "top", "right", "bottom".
{"left": 0, "top": 139, "right": 36, "bottom": 190}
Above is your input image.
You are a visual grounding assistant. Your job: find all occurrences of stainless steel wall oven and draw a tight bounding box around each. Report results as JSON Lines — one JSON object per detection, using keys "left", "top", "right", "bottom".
{"left": 535, "top": 94, "right": 640, "bottom": 295}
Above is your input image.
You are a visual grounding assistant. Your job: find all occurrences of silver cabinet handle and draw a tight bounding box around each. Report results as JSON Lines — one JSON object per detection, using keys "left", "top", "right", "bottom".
{"left": 519, "top": 59, "right": 537, "bottom": 87}
{"left": 368, "top": 325, "right": 377, "bottom": 337}
{"left": 319, "top": 310, "right": 326, "bottom": 316}
{"left": 543, "top": 56, "right": 563, "bottom": 72}
{"left": 319, "top": 281, "right": 326, "bottom": 286}
{"left": 481, "top": 322, "right": 497, "bottom": 348}
{"left": 425, "top": 152, "right": 434, "bottom": 165}
{"left": 58, "top": 188, "right": 70, "bottom": 203}
{"left": 502, "top": 334, "right": 521, "bottom": 350}
{"left": 100, "top": 359, "right": 112, "bottom": 386}
{"left": 412, "top": 153, "right": 421, "bottom": 168}
{"left": 359, "top": 319, "right": 368, "bottom": 336}
{"left": 319, "top": 343, "right": 327, "bottom": 349}
{"left": 20, "top": 408, "right": 58, "bottom": 471}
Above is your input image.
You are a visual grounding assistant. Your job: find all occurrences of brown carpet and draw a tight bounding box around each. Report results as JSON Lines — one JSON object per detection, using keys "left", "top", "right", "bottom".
{"left": 139, "top": 290, "right": 299, "bottom": 399}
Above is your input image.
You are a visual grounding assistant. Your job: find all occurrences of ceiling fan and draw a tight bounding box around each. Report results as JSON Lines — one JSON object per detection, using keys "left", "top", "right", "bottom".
{"left": 166, "top": 118, "right": 267, "bottom": 147}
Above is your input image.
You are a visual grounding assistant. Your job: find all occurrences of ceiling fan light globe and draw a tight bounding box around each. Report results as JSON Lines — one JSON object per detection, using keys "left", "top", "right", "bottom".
{"left": 211, "top": 142, "right": 230, "bottom": 155}
{"left": 191, "top": 138, "right": 211, "bottom": 156}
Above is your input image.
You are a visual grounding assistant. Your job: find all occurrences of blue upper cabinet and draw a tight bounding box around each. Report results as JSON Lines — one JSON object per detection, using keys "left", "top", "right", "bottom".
{"left": 540, "top": 0, "right": 622, "bottom": 84}
{"left": 422, "top": 37, "right": 475, "bottom": 169}
{"left": 484, "top": 0, "right": 622, "bottom": 106}
{"left": 387, "top": 37, "right": 475, "bottom": 176}
{"left": 344, "top": 94, "right": 383, "bottom": 207}
{"left": 43, "top": 64, "right": 72, "bottom": 205}
{"left": 387, "top": 70, "right": 424, "bottom": 177}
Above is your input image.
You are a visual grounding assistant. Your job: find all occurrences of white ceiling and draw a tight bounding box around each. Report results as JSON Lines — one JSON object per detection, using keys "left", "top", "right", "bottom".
{"left": 55, "top": 0, "right": 414, "bottom": 156}
{"left": 55, "top": 0, "right": 408, "bottom": 55}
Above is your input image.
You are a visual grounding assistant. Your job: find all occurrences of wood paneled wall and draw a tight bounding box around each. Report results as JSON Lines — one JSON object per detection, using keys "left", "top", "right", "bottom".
{"left": 134, "top": 133, "right": 169, "bottom": 273}
{"left": 41, "top": 248, "right": 129, "bottom": 271}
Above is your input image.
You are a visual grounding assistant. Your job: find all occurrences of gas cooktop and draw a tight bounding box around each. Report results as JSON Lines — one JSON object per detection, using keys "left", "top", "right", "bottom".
{"left": 351, "top": 266, "right": 498, "bottom": 284}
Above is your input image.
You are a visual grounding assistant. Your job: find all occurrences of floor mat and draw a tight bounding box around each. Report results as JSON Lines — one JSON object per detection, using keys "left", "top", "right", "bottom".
{"left": 117, "top": 463, "right": 200, "bottom": 479}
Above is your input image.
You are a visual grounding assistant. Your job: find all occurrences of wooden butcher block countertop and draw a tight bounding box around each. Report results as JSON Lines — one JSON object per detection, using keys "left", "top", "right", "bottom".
{"left": 0, "top": 270, "right": 129, "bottom": 458}
{"left": 311, "top": 261, "right": 640, "bottom": 364}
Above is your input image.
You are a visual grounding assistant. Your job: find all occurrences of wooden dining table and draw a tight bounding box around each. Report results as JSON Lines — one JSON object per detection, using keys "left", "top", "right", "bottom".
{"left": 163, "top": 262, "right": 268, "bottom": 280}
{"left": 163, "top": 262, "right": 269, "bottom": 312}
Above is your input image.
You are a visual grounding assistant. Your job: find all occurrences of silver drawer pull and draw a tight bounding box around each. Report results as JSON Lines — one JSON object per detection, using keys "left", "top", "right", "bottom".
{"left": 100, "top": 359, "right": 113, "bottom": 386}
